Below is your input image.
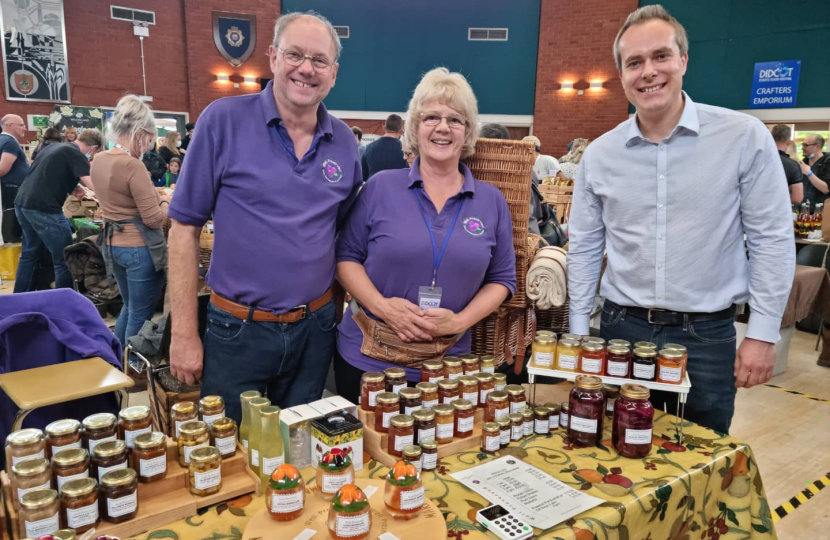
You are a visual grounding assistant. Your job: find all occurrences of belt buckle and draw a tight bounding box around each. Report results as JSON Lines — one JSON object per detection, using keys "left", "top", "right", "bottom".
{"left": 295, "top": 305, "right": 308, "bottom": 320}
{"left": 647, "top": 308, "right": 665, "bottom": 325}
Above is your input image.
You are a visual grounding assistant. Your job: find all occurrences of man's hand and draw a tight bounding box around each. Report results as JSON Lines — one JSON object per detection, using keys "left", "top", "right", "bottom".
{"left": 799, "top": 161, "right": 812, "bottom": 175}
{"left": 423, "top": 307, "right": 465, "bottom": 337}
{"left": 170, "top": 334, "right": 204, "bottom": 385}
{"left": 734, "top": 337, "right": 775, "bottom": 388}
{"left": 379, "top": 297, "right": 437, "bottom": 343}
{"left": 72, "top": 184, "right": 86, "bottom": 199}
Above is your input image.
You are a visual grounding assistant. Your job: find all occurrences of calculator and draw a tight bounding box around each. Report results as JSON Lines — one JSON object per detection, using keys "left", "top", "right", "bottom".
{"left": 476, "top": 504, "right": 533, "bottom": 540}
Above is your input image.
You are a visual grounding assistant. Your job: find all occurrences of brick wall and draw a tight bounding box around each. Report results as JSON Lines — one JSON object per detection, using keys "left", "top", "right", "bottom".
{"left": 532, "top": 0, "right": 638, "bottom": 156}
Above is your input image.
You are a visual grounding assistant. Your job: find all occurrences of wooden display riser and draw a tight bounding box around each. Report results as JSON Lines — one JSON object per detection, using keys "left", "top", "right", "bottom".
{"left": 1, "top": 439, "right": 259, "bottom": 540}
{"left": 358, "top": 407, "right": 487, "bottom": 468}
{"left": 0, "top": 484, "right": 9, "bottom": 540}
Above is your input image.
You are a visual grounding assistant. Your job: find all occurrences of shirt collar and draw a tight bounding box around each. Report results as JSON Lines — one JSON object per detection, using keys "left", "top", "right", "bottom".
{"left": 407, "top": 158, "right": 477, "bottom": 197}
{"left": 626, "top": 91, "right": 700, "bottom": 146}
{"left": 260, "top": 79, "right": 333, "bottom": 138}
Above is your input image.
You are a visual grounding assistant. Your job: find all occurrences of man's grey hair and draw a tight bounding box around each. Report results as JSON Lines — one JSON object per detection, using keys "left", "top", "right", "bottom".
{"left": 0, "top": 114, "right": 18, "bottom": 126}
{"left": 813, "top": 134, "right": 826, "bottom": 149}
{"left": 613, "top": 4, "right": 689, "bottom": 71}
{"left": 272, "top": 11, "right": 342, "bottom": 61}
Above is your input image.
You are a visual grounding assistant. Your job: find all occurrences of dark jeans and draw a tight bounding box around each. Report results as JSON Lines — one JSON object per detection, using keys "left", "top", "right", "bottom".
{"left": 110, "top": 246, "right": 165, "bottom": 346}
{"left": 14, "top": 207, "right": 74, "bottom": 292}
{"left": 200, "top": 299, "right": 337, "bottom": 425}
{"left": 600, "top": 301, "right": 738, "bottom": 434}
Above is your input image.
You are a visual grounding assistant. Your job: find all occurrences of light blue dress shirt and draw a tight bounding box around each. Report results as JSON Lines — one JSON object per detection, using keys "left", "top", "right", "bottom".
{"left": 567, "top": 93, "right": 795, "bottom": 343}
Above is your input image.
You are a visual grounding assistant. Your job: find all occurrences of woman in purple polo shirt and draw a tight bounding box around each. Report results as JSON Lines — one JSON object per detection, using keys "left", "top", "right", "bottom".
{"left": 335, "top": 67, "right": 517, "bottom": 403}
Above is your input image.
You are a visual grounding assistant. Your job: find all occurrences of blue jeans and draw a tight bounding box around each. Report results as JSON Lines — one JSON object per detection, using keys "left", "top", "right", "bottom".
{"left": 110, "top": 246, "right": 166, "bottom": 346}
{"left": 14, "top": 207, "right": 74, "bottom": 292}
{"left": 200, "top": 299, "right": 337, "bottom": 425}
{"left": 600, "top": 301, "right": 738, "bottom": 434}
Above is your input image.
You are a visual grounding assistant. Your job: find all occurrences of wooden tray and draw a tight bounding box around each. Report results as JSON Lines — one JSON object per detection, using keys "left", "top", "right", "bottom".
{"left": 0, "top": 479, "right": 9, "bottom": 540}
{"left": 242, "top": 478, "right": 446, "bottom": 540}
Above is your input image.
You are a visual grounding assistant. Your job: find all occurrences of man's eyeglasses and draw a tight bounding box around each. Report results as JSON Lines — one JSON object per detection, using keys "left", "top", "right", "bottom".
{"left": 419, "top": 112, "right": 467, "bottom": 130}
{"left": 277, "top": 47, "right": 335, "bottom": 72}
{"left": 802, "top": 142, "right": 818, "bottom": 147}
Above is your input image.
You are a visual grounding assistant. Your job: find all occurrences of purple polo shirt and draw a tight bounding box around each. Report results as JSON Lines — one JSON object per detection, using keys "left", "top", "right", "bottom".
{"left": 168, "top": 81, "right": 362, "bottom": 312}
{"left": 336, "top": 160, "right": 517, "bottom": 381}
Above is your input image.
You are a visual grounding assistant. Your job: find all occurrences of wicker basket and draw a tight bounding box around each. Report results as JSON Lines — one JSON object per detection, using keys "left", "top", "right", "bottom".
{"left": 535, "top": 300, "right": 571, "bottom": 334}
{"left": 199, "top": 232, "right": 213, "bottom": 271}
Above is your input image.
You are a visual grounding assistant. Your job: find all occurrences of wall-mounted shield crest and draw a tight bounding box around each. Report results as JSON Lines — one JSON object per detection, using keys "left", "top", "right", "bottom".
{"left": 212, "top": 11, "right": 256, "bottom": 67}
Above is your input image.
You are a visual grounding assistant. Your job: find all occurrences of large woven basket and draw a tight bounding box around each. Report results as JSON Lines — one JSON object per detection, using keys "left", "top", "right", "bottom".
{"left": 199, "top": 232, "right": 213, "bottom": 271}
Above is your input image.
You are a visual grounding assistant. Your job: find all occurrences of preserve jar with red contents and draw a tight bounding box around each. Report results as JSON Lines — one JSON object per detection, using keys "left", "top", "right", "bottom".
{"left": 605, "top": 345, "right": 631, "bottom": 378}
{"left": 451, "top": 399, "right": 474, "bottom": 439}
{"left": 384, "top": 368, "right": 407, "bottom": 394}
{"left": 612, "top": 384, "right": 654, "bottom": 458}
{"left": 578, "top": 342, "right": 605, "bottom": 375}
{"left": 437, "top": 379, "right": 460, "bottom": 405}
{"left": 567, "top": 375, "right": 605, "bottom": 447}
{"left": 387, "top": 415, "right": 414, "bottom": 457}
{"left": 458, "top": 375, "right": 479, "bottom": 407}
{"left": 474, "top": 372, "right": 494, "bottom": 408}
{"left": 360, "top": 372, "right": 385, "bottom": 412}
{"left": 374, "top": 393, "right": 400, "bottom": 434}
{"left": 442, "top": 357, "right": 463, "bottom": 380}
{"left": 505, "top": 385, "right": 526, "bottom": 414}
{"left": 420, "top": 360, "right": 444, "bottom": 384}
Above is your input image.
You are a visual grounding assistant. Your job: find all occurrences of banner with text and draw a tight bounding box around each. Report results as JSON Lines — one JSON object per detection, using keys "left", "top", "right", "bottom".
{"left": 750, "top": 60, "right": 800, "bottom": 109}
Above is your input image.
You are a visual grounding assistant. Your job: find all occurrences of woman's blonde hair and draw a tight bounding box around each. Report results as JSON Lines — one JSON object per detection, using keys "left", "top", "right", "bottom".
{"left": 63, "top": 126, "right": 77, "bottom": 141}
{"left": 162, "top": 131, "right": 181, "bottom": 155}
{"left": 560, "top": 138, "right": 589, "bottom": 165}
{"left": 403, "top": 67, "right": 479, "bottom": 160}
{"left": 107, "top": 94, "right": 157, "bottom": 151}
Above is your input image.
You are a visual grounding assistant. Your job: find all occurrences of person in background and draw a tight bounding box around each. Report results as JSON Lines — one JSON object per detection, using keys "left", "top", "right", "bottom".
{"left": 163, "top": 157, "right": 181, "bottom": 187}
{"left": 0, "top": 114, "right": 30, "bottom": 211}
{"left": 479, "top": 123, "right": 511, "bottom": 140}
{"left": 558, "top": 137, "right": 589, "bottom": 180}
{"left": 180, "top": 122, "right": 195, "bottom": 153}
{"left": 63, "top": 127, "right": 77, "bottom": 143}
{"left": 158, "top": 131, "right": 182, "bottom": 164}
{"left": 142, "top": 140, "right": 167, "bottom": 185}
{"left": 14, "top": 129, "right": 103, "bottom": 292}
{"left": 351, "top": 125, "right": 366, "bottom": 157}
{"left": 560, "top": 139, "right": 574, "bottom": 160}
{"left": 31, "top": 127, "right": 63, "bottom": 162}
{"left": 786, "top": 140, "right": 798, "bottom": 162}
{"left": 360, "top": 114, "right": 408, "bottom": 181}
{"left": 402, "top": 144, "right": 415, "bottom": 167}
{"left": 770, "top": 125, "right": 803, "bottom": 204}
{"left": 799, "top": 134, "right": 830, "bottom": 212}
{"left": 523, "top": 135, "right": 560, "bottom": 183}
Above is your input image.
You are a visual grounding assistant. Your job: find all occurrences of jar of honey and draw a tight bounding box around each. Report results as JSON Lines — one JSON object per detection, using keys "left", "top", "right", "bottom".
{"left": 437, "top": 378, "right": 460, "bottom": 405}
{"left": 387, "top": 415, "right": 415, "bottom": 458}
{"left": 605, "top": 345, "right": 631, "bottom": 378}
{"left": 480, "top": 355, "right": 495, "bottom": 373}
{"left": 531, "top": 335, "right": 557, "bottom": 368}
{"left": 458, "top": 375, "right": 479, "bottom": 407}
{"left": 420, "top": 360, "right": 444, "bottom": 384}
{"left": 451, "top": 399, "right": 474, "bottom": 439}
{"left": 432, "top": 405, "right": 455, "bottom": 444}
{"left": 460, "top": 354, "right": 480, "bottom": 375}
{"left": 505, "top": 385, "right": 526, "bottom": 414}
{"left": 399, "top": 387, "right": 423, "bottom": 415}
{"left": 360, "top": 372, "right": 385, "bottom": 412}
{"left": 485, "top": 391, "right": 509, "bottom": 423}
{"left": 561, "top": 333, "right": 582, "bottom": 343}
{"left": 442, "top": 357, "right": 463, "bottom": 380}
{"left": 474, "top": 372, "right": 495, "bottom": 409}
{"left": 657, "top": 349, "right": 684, "bottom": 384}
{"left": 578, "top": 342, "right": 605, "bottom": 375}
{"left": 415, "top": 382, "right": 438, "bottom": 410}
{"left": 555, "top": 339, "right": 580, "bottom": 372}
{"left": 374, "top": 393, "right": 400, "bottom": 433}
{"left": 384, "top": 368, "right": 407, "bottom": 394}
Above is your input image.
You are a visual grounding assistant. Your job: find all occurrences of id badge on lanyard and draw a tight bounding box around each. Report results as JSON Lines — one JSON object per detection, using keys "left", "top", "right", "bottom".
{"left": 413, "top": 189, "right": 463, "bottom": 311}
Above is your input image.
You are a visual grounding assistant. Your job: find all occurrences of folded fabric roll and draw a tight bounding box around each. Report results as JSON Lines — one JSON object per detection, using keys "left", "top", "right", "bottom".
{"left": 527, "top": 246, "right": 568, "bottom": 309}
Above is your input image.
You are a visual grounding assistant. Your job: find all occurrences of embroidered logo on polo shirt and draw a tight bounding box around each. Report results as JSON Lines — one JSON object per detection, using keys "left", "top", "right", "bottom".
{"left": 462, "top": 217, "right": 485, "bottom": 237}
{"left": 321, "top": 159, "right": 343, "bottom": 183}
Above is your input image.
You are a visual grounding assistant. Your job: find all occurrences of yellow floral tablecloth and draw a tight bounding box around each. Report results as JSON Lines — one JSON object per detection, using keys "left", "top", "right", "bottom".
{"left": 130, "top": 411, "right": 776, "bottom": 540}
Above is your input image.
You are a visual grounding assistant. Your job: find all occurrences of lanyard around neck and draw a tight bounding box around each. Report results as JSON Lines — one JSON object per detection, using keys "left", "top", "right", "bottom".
{"left": 114, "top": 143, "right": 131, "bottom": 156}
{"left": 412, "top": 188, "right": 464, "bottom": 288}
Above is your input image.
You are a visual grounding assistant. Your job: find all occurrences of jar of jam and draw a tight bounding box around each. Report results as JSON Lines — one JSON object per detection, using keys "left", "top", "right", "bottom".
{"left": 11, "top": 458, "right": 51, "bottom": 510}
{"left": 420, "top": 360, "right": 444, "bottom": 383}
{"left": 388, "top": 415, "right": 415, "bottom": 457}
{"left": 634, "top": 341, "right": 657, "bottom": 351}
{"left": 544, "top": 403, "right": 561, "bottom": 430}
{"left": 442, "top": 357, "right": 463, "bottom": 380}
{"left": 481, "top": 422, "right": 500, "bottom": 454}
{"left": 568, "top": 375, "right": 604, "bottom": 447}
{"left": 52, "top": 449, "right": 90, "bottom": 494}
{"left": 480, "top": 355, "right": 495, "bottom": 374}
{"left": 133, "top": 432, "right": 167, "bottom": 483}
{"left": 521, "top": 408, "right": 534, "bottom": 437}
{"left": 45, "top": 420, "right": 82, "bottom": 458}
{"left": 632, "top": 348, "right": 658, "bottom": 382}
{"left": 460, "top": 354, "right": 480, "bottom": 375}
{"left": 663, "top": 343, "right": 688, "bottom": 379}
{"left": 561, "top": 333, "right": 582, "bottom": 343}
{"left": 6, "top": 429, "right": 46, "bottom": 472}
{"left": 210, "top": 416, "right": 238, "bottom": 458}
{"left": 606, "top": 345, "right": 631, "bottom": 378}
{"left": 19, "top": 488, "right": 60, "bottom": 538}
{"left": 493, "top": 372, "right": 507, "bottom": 392}
{"left": 505, "top": 385, "right": 527, "bottom": 414}
{"left": 420, "top": 438, "right": 438, "bottom": 471}
{"left": 374, "top": 392, "right": 400, "bottom": 434}
{"left": 458, "top": 375, "right": 479, "bottom": 407}
{"left": 178, "top": 420, "right": 210, "bottom": 467}
{"left": 412, "top": 409, "right": 436, "bottom": 445}
{"left": 199, "top": 396, "right": 226, "bottom": 428}
{"left": 608, "top": 339, "right": 631, "bottom": 349}
{"left": 555, "top": 339, "right": 580, "bottom": 372}
{"left": 432, "top": 404, "right": 455, "bottom": 444}
{"left": 171, "top": 401, "right": 198, "bottom": 441}
{"left": 360, "top": 372, "right": 385, "bottom": 412}
{"left": 384, "top": 367, "right": 407, "bottom": 394}
{"left": 60, "top": 477, "right": 99, "bottom": 533}
{"left": 189, "top": 446, "right": 222, "bottom": 496}
{"left": 612, "top": 384, "right": 654, "bottom": 458}
{"left": 496, "top": 418, "right": 510, "bottom": 448}
{"left": 579, "top": 342, "right": 605, "bottom": 375}
{"left": 533, "top": 407, "right": 550, "bottom": 434}
{"left": 91, "top": 440, "right": 128, "bottom": 483}
{"left": 118, "top": 405, "right": 152, "bottom": 450}
{"left": 603, "top": 385, "right": 620, "bottom": 418}
{"left": 486, "top": 391, "right": 509, "bottom": 422}
{"left": 474, "top": 372, "right": 494, "bottom": 410}
{"left": 437, "top": 378, "right": 460, "bottom": 405}
{"left": 508, "top": 413, "right": 523, "bottom": 442}
{"left": 402, "top": 445, "right": 423, "bottom": 473}
{"left": 399, "top": 387, "right": 423, "bottom": 415}
{"left": 657, "top": 349, "right": 684, "bottom": 384}
{"left": 531, "top": 335, "right": 557, "bottom": 368}
{"left": 100, "top": 468, "right": 138, "bottom": 523}
{"left": 415, "top": 382, "right": 439, "bottom": 410}
{"left": 452, "top": 399, "right": 474, "bottom": 439}
{"left": 560, "top": 403, "right": 570, "bottom": 430}
{"left": 82, "top": 413, "right": 117, "bottom": 454}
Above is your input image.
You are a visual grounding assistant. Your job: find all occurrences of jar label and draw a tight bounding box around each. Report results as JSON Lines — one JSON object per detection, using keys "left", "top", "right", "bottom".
{"left": 411, "top": 456, "right": 423, "bottom": 473}
{"left": 271, "top": 490, "right": 303, "bottom": 513}
{"left": 560, "top": 413, "right": 569, "bottom": 429}
{"left": 479, "top": 388, "right": 492, "bottom": 403}
{"left": 368, "top": 389, "right": 382, "bottom": 407}
{"left": 12, "top": 449, "right": 44, "bottom": 466}
{"left": 262, "top": 455, "right": 285, "bottom": 477}
{"left": 194, "top": 465, "right": 222, "bottom": 490}
{"left": 463, "top": 392, "right": 478, "bottom": 406}
{"left": 251, "top": 448, "right": 260, "bottom": 467}
{"left": 125, "top": 426, "right": 152, "bottom": 449}
{"left": 625, "top": 428, "right": 653, "bottom": 445}
{"left": 107, "top": 491, "right": 138, "bottom": 518}
{"left": 421, "top": 399, "right": 438, "bottom": 410}
{"left": 175, "top": 419, "right": 190, "bottom": 438}
{"left": 405, "top": 405, "right": 422, "bottom": 416}
{"left": 633, "top": 363, "right": 655, "bottom": 379}
{"left": 442, "top": 396, "right": 458, "bottom": 405}
{"left": 500, "top": 429, "right": 510, "bottom": 445}
{"left": 606, "top": 360, "right": 629, "bottom": 377}
{"left": 448, "top": 373, "right": 461, "bottom": 380}
{"left": 523, "top": 421, "right": 533, "bottom": 436}
{"left": 457, "top": 416, "right": 474, "bottom": 433}
{"left": 482, "top": 366, "right": 495, "bottom": 373}
{"left": 88, "top": 435, "right": 117, "bottom": 454}
{"left": 215, "top": 435, "right": 237, "bottom": 456}
{"left": 242, "top": 439, "right": 249, "bottom": 450}
{"left": 511, "top": 425, "right": 523, "bottom": 440}
{"left": 184, "top": 442, "right": 209, "bottom": 464}
{"left": 659, "top": 365, "right": 682, "bottom": 382}
{"left": 394, "top": 434, "right": 414, "bottom": 452}
{"left": 417, "top": 427, "right": 436, "bottom": 444}
{"left": 534, "top": 351, "right": 554, "bottom": 367}
{"left": 558, "top": 353, "right": 578, "bottom": 370}
{"left": 494, "top": 408, "right": 509, "bottom": 421}
{"left": 485, "top": 435, "right": 500, "bottom": 451}
{"left": 400, "top": 485, "right": 425, "bottom": 510}
{"left": 51, "top": 440, "right": 82, "bottom": 456}
{"left": 202, "top": 413, "right": 225, "bottom": 428}
{"left": 422, "top": 452, "right": 438, "bottom": 470}
{"left": 436, "top": 423, "right": 454, "bottom": 439}
{"left": 581, "top": 358, "right": 602, "bottom": 373}
{"left": 17, "top": 480, "right": 50, "bottom": 502}
{"left": 465, "top": 369, "right": 480, "bottom": 376}
{"left": 336, "top": 513, "right": 370, "bottom": 537}
{"left": 24, "top": 512, "right": 59, "bottom": 538}
{"left": 140, "top": 455, "right": 167, "bottom": 479}
{"left": 428, "top": 376, "right": 443, "bottom": 384}
{"left": 534, "top": 419, "right": 549, "bottom": 433}
{"left": 392, "top": 383, "right": 407, "bottom": 395}
{"left": 98, "top": 460, "right": 128, "bottom": 482}
{"left": 382, "top": 411, "right": 397, "bottom": 429}
{"left": 510, "top": 401, "right": 526, "bottom": 414}
{"left": 322, "top": 471, "right": 353, "bottom": 494}
{"left": 67, "top": 501, "right": 99, "bottom": 528}
{"left": 606, "top": 398, "right": 616, "bottom": 412}
{"left": 495, "top": 383, "right": 506, "bottom": 392}
{"left": 57, "top": 470, "right": 90, "bottom": 493}
{"left": 570, "top": 416, "right": 598, "bottom": 434}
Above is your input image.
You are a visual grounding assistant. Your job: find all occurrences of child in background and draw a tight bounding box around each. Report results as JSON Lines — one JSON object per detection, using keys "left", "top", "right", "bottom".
{"left": 164, "top": 157, "right": 181, "bottom": 187}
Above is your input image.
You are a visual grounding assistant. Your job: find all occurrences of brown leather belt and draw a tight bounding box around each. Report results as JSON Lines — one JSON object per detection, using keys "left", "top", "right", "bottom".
{"left": 210, "top": 288, "right": 333, "bottom": 323}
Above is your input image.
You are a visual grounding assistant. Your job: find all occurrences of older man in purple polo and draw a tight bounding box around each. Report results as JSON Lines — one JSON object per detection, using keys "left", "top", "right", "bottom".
{"left": 166, "top": 12, "right": 362, "bottom": 424}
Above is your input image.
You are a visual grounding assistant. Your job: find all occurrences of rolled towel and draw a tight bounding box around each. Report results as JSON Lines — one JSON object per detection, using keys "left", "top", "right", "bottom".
{"left": 527, "top": 246, "right": 568, "bottom": 309}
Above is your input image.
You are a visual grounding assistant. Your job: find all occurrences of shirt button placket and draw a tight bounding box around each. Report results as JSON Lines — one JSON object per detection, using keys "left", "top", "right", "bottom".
{"left": 656, "top": 143, "right": 668, "bottom": 304}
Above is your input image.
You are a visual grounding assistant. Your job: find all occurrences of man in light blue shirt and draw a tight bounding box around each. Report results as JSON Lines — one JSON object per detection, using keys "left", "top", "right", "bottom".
{"left": 567, "top": 5, "right": 794, "bottom": 433}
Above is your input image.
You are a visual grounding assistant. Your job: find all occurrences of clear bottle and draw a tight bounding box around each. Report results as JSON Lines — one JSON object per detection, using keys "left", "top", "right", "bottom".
{"left": 247, "top": 397, "right": 271, "bottom": 477}
{"left": 259, "top": 406, "right": 285, "bottom": 489}
{"left": 238, "top": 390, "right": 262, "bottom": 453}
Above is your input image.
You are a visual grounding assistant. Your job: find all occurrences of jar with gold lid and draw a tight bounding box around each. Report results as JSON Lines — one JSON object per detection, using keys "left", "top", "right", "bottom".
{"left": 402, "top": 445, "right": 423, "bottom": 473}
{"left": 521, "top": 408, "right": 534, "bottom": 437}
{"left": 118, "top": 405, "right": 152, "bottom": 450}
{"left": 189, "top": 446, "right": 222, "bottom": 496}
{"left": 52, "top": 449, "right": 89, "bottom": 494}
{"left": 578, "top": 341, "right": 606, "bottom": 375}
{"left": 11, "top": 458, "right": 51, "bottom": 510}
{"left": 632, "top": 348, "right": 658, "bottom": 382}
{"left": 568, "top": 375, "right": 604, "bottom": 447}
{"left": 399, "top": 387, "right": 422, "bottom": 415}
{"left": 387, "top": 415, "right": 414, "bottom": 457}
{"left": 603, "top": 385, "right": 620, "bottom": 419}
{"left": 460, "top": 354, "right": 480, "bottom": 375}
{"left": 437, "top": 378, "right": 460, "bottom": 405}
{"left": 560, "top": 403, "right": 570, "bottom": 431}
{"left": 45, "top": 420, "right": 82, "bottom": 458}
{"left": 91, "top": 440, "right": 128, "bottom": 483}
{"left": 420, "top": 438, "right": 438, "bottom": 471}
{"left": 606, "top": 345, "right": 631, "bottom": 378}
{"left": 531, "top": 335, "right": 557, "bottom": 368}
{"left": 544, "top": 403, "right": 561, "bottom": 430}
{"left": 458, "top": 375, "right": 479, "bottom": 407}
{"left": 534, "top": 407, "right": 550, "bottom": 434}
{"left": 657, "top": 349, "right": 684, "bottom": 384}
{"left": 508, "top": 413, "right": 523, "bottom": 442}
{"left": 608, "top": 339, "right": 630, "bottom": 348}
{"left": 210, "top": 417, "right": 238, "bottom": 458}
{"left": 415, "top": 382, "right": 438, "bottom": 410}
{"left": 634, "top": 341, "right": 657, "bottom": 351}
{"left": 663, "top": 343, "right": 688, "bottom": 379}
{"left": 473, "top": 372, "right": 494, "bottom": 408}
{"left": 178, "top": 421, "right": 210, "bottom": 467}
{"left": 451, "top": 399, "right": 474, "bottom": 439}
{"left": 199, "top": 396, "right": 226, "bottom": 428}
{"left": 442, "top": 357, "right": 463, "bottom": 380}
{"left": 481, "top": 422, "right": 500, "bottom": 454}
{"left": 60, "top": 477, "right": 99, "bottom": 533}
{"left": 496, "top": 418, "right": 511, "bottom": 448}
{"left": 19, "top": 488, "right": 60, "bottom": 538}
{"left": 485, "top": 391, "right": 509, "bottom": 423}
{"left": 133, "top": 432, "right": 167, "bottom": 483}
{"left": 374, "top": 392, "right": 400, "bottom": 433}
{"left": 170, "top": 401, "right": 198, "bottom": 441}
{"left": 6, "top": 428, "right": 46, "bottom": 473}
{"left": 53, "top": 529, "right": 76, "bottom": 540}
{"left": 505, "top": 384, "right": 527, "bottom": 414}
{"left": 555, "top": 339, "right": 580, "bottom": 372}
{"left": 420, "top": 360, "right": 444, "bottom": 383}
{"left": 493, "top": 372, "right": 507, "bottom": 392}
{"left": 384, "top": 367, "right": 407, "bottom": 394}
{"left": 432, "top": 404, "right": 454, "bottom": 444}
{"left": 612, "top": 384, "right": 654, "bottom": 459}
{"left": 82, "top": 413, "right": 117, "bottom": 454}
{"left": 561, "top": 333, "right": 582, "bottom": 342}
{"left": 360, "top": 372, "right": 385, "bottom": 412}
{"left": 412, "top": 409, "right": 435, "bottom": 445}
{"left": 480, "top": 355, "right": 495, "bottom": 373}
{"left": 100, "top": 468, "right": 138, "bottom": 523}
